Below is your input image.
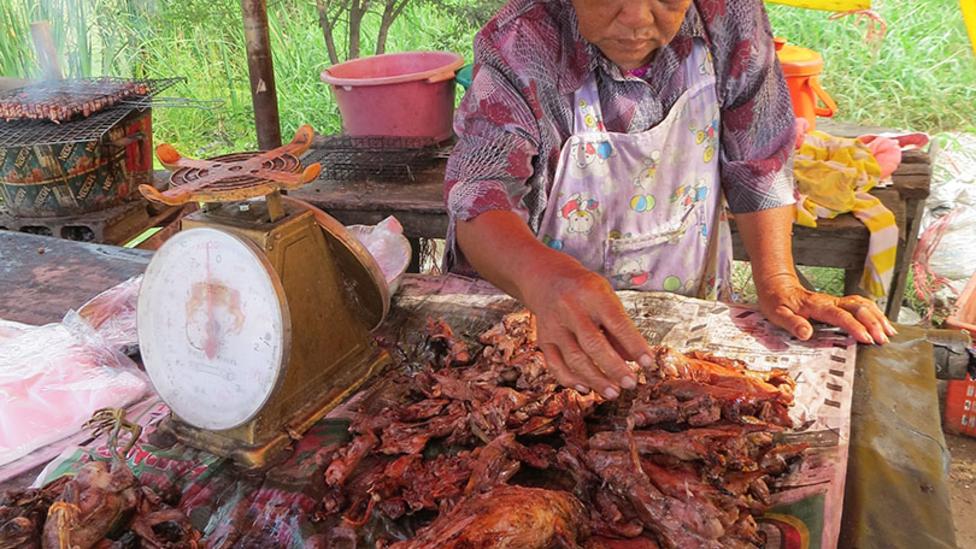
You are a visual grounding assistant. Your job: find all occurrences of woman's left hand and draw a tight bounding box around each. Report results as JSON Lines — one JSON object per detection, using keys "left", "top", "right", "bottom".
{"left": 757, "top": 277, "right": 897, "bottom": 345}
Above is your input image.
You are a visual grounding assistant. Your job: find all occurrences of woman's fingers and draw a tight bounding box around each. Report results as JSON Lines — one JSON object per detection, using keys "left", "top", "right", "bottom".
{"left": 595, "top": 298, "right": 655, "bottom": 371}
{"left": 840, "top": 297, "right": 889, "bottom": 344}
{"left": 758, "top": 282, "right": 895, "bottom": 346}
{"left": 764, "top": 303, "right": 814, "bottom": 341}
{"left": 568, "top": 309, "right": 637, "bottom": 390}
{"left": 539, "top": 343, "right": 586, "bottom": 393}
{"left": 807, "top": 302, "right": 873, "bottom": 344}
{"left": 557, "top": 334, "right": 622, "bottom": 399}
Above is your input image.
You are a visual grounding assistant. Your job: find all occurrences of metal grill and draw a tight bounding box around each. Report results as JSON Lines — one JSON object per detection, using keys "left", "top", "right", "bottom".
{"left": 304, "top": 135, "right": 453, "bottom": 181}
{"left": 168, "top": 152, "right": 302, "bottom": 192}
{"left": 0, "top": 77, "right": 184, "bottom": 147}
{"left": 0, "top": 76, "right": 181, "bottom": 99}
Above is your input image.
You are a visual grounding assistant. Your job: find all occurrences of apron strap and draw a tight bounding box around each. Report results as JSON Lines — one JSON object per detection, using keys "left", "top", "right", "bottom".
{"left": 573, "top": 40, "right": 716, "bottom": 136}
{"left": 573, "top": 73, "right": 607, "bottom": 135}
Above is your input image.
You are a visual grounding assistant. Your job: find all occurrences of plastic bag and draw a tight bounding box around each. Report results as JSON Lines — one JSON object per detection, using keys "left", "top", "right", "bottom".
{"left": 920, "top": 133, "right": 976, "bottom": 291}
{"left": 76, "top": 274, "right": 142, "bottom": 354}
{"left": 348, "top": 216, "right": 412, "bottom": 294}
{"left": 925, "top": 133, "right": 976, "bottom": 221}
{"left": 926, "top": 208, "right": 976, "bottom": 289}
{"left": 0, "top": 279, "right": 148, "bottom": 467}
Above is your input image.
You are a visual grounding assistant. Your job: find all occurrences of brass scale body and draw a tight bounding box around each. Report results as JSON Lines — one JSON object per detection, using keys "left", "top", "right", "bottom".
{"left": 137, "top": 126, "right": 389, "bottom": 467}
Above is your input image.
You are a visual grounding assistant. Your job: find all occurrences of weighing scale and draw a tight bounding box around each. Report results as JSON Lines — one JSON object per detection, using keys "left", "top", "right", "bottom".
{"left": 136, "top": 126, "right": 390, "bottom": 467}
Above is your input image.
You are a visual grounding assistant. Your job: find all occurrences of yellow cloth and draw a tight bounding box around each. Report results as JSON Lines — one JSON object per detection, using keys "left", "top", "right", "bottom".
{"left": 794, "top": 130, "right": 897, "bottom": 298}
{"left": 764, "top": 0, "right": 870, "bottom": 11}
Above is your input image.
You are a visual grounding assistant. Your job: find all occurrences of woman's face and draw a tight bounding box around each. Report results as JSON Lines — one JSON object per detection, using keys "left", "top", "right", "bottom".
{"left": 571, "top": 0, "right": 692, "bottom": 70}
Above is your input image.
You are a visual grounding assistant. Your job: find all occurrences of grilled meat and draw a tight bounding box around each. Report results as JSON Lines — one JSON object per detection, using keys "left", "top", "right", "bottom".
{"left": 0, "top": 79, "right": 150, "bottom": 124}
{"left": 322, "top": 312, "right": 806, "bottom": 548}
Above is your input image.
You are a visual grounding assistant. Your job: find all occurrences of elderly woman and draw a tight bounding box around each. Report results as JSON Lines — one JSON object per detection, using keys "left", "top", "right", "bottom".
{"left": 445, "top": 0, "right": 894, "bottom": 399}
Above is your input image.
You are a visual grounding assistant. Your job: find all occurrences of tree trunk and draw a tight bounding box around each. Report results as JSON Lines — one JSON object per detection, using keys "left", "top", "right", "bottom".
{"left": 348, "top": 0, "right": 368, "bottom": 60}
{"left": 315, "top": 0, "right": 341, "bottom": 65}
{"left": 240, "top": 0, "right": 282, "bottom": 149}
{"left": 376, "top": 0, "right": 410, "bottom": 55}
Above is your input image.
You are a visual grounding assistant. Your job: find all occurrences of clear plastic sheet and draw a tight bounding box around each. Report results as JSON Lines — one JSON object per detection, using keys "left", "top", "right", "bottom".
{"left": 920, "top": 133, "right": 976, "bottom": 297}
{"left": 348, "top": 216, "right": 412, "bottom": 294}
{"left": 76, "top": 274, "right": 142, "bottom": 355}
{"left": 0, "top": 277, "right": 148, "bottom": 467}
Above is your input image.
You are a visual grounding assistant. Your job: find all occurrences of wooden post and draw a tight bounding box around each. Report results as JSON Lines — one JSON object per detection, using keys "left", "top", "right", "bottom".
{"left": 30, "top": 21, "right": 62, "bottom": 80}
{"left": 240, "top": 0, "right": 282, "bottom": 150}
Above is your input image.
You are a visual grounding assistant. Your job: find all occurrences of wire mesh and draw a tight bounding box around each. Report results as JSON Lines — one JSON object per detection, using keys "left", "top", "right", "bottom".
{"left": 304, "top": 135, "right": 453, "bottom": 181}
{"left": 0, "top": 77, "right": 184, "bottom": 147}
{"left": 0, "top": 104, "right": 143, "bottom": 147}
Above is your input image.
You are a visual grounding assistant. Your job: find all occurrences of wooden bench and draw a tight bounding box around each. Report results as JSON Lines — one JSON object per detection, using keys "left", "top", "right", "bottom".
{"left": 292, "top": 124, "right": 932, "bottom": 319}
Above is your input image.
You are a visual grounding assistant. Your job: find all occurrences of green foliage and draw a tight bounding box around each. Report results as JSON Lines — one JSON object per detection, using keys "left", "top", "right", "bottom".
{"left": 766, "top": 2, "right": 976, "bottom": 133}
{"left": 0, "top": 0, "right": 476, "bottom": 154}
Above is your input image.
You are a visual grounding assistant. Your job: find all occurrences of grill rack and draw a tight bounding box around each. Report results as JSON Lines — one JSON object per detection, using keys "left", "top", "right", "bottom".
{"left": 304, "top": 135, "right": 453, "bottom": 182}
{"left": 0, "top": 77, "right": 184, "bottom": 148}
{"left": 0, "top": 76, "right": 183, "bottom": 103}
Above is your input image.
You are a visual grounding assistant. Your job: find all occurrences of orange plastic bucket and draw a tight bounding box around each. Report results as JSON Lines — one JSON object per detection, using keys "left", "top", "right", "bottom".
{"left": 775, "top": 38, "right": 837, "bottom": 130}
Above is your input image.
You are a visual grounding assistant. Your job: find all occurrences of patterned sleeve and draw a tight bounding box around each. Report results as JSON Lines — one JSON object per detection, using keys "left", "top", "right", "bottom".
{"left": 444, "top": 36, "right": 539, "bottom": 227}
{"left": 442, "top": 28, "right": 542, "bottom": 269}
{"left": 705, "top": 0, "right": 797, "bottom": 214}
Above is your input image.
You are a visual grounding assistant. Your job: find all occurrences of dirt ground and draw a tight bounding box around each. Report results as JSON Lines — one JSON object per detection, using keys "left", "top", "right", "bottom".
{"left": 948, "top": 433, "right": 976, "bottom": 548}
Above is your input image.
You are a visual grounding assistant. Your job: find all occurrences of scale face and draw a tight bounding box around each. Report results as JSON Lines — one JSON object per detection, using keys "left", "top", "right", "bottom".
{"left": 138, "top": 227, "right": 290, "bottom": 431}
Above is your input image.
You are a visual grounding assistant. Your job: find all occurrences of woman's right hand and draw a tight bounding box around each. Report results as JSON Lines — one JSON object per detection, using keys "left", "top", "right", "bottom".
{"left": 518, "top": 253, "right": 653, "bottom": 399}
{"left": 456, "top": 211, "right": 652, "bottom": 400}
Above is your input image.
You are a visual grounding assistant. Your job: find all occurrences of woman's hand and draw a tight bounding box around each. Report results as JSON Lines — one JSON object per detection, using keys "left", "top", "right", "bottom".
{"left": 734, "top": 205, "right": 896, "bottom": 345}
{"left": 519, "top": 254, "right": 652, "bottom": 399}
{"left": 456, "top": 211, "right": 652, "bottom": 399}
{"left": 757, "top": 274, "right": 896, "bottom": 345}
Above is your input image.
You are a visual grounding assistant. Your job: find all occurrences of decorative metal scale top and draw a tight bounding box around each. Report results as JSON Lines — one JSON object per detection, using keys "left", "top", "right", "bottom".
{"left": 139, "top": 125, "right": 321, "bottom": 206}
{"left": 168, "top": 151, "right": 302, "bottom": 191}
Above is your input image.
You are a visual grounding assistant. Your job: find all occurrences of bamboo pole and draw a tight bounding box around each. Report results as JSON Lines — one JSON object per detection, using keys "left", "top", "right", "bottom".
{"left": 30, "top": 21, "right": 62, "bottom": 80}
{"left": 240, "top": 0, "right": 282, "bottom": 150}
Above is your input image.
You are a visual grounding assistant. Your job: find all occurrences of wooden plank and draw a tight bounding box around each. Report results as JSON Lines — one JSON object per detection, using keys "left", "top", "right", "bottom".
{"left": 135, "top": 204, "right": 198, "bottom": 251}
{"left": 886, "top": 198, "right": 926, "bottom": 319}
{"left": 291, "top": 168, "right": 445, "bottom": 216}
{"left": 296, "top": 128, "right": 928, "bottom": 293}
{"left": 0, "top": 231, "right": 151, "bottom": 326}
{"left": 294, "top": 157, "right": 920, "bottom": 234}
{"left": 0, "top": 77, "right": 31, "bottom": 91}
{"left": 901, "top": 149, "right": 930, "bottom": 164}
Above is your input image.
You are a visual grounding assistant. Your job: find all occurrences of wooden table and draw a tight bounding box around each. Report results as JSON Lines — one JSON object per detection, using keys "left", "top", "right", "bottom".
{"left": 0, "top": 231, "right": 152, "bottom": 326}
{"left": 0, "top": 231, "right": 957, "bottom": 548}
{"left": 293, "top": 124, "right": 932, "bottom": 319}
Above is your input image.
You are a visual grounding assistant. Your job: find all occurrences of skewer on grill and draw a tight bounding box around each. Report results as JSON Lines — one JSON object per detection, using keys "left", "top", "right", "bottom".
{"left": 0, "top": 80, "right": 155, "bottom": 123}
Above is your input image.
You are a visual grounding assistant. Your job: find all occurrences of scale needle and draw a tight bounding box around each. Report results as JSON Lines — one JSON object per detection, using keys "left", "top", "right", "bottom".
{"left": 203, "top": 241, "right": 221, "bottom": 360}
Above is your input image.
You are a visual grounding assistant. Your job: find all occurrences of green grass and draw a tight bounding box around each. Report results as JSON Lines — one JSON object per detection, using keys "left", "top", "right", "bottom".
{"left": 766, "top": 2, "right": 976, "bottom": 133}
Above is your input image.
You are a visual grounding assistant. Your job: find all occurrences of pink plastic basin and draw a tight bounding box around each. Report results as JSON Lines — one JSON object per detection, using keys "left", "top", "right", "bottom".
{"left": 321, "top": 51, "right": 464, "bottom": 142}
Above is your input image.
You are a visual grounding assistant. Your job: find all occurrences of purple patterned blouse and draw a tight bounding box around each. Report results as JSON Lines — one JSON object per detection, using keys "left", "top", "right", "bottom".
{"left": 444, "top": 0, "right": 796, "bottom": 271}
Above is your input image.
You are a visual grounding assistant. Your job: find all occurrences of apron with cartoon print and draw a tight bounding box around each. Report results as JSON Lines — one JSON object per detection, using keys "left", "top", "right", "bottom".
{"left": 538, "top": 40, "right": 733, "bottom": 300}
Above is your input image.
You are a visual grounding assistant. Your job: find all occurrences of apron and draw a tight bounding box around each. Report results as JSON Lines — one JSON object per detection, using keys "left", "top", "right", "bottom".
{"left": 538, "top": 40, "right": 733, "bottom": 300}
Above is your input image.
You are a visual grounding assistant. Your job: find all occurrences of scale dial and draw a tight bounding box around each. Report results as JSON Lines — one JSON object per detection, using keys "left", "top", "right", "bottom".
{"left": 138, "top": 227, "right": 290, "bottom": 430}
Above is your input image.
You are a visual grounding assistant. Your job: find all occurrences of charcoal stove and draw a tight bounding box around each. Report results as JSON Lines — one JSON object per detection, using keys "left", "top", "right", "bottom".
{"left": 0, "top": 77, "right": 182, "bottom": 242}
{"left": 137, "top": 125, "right": 390, "bottom": 467}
